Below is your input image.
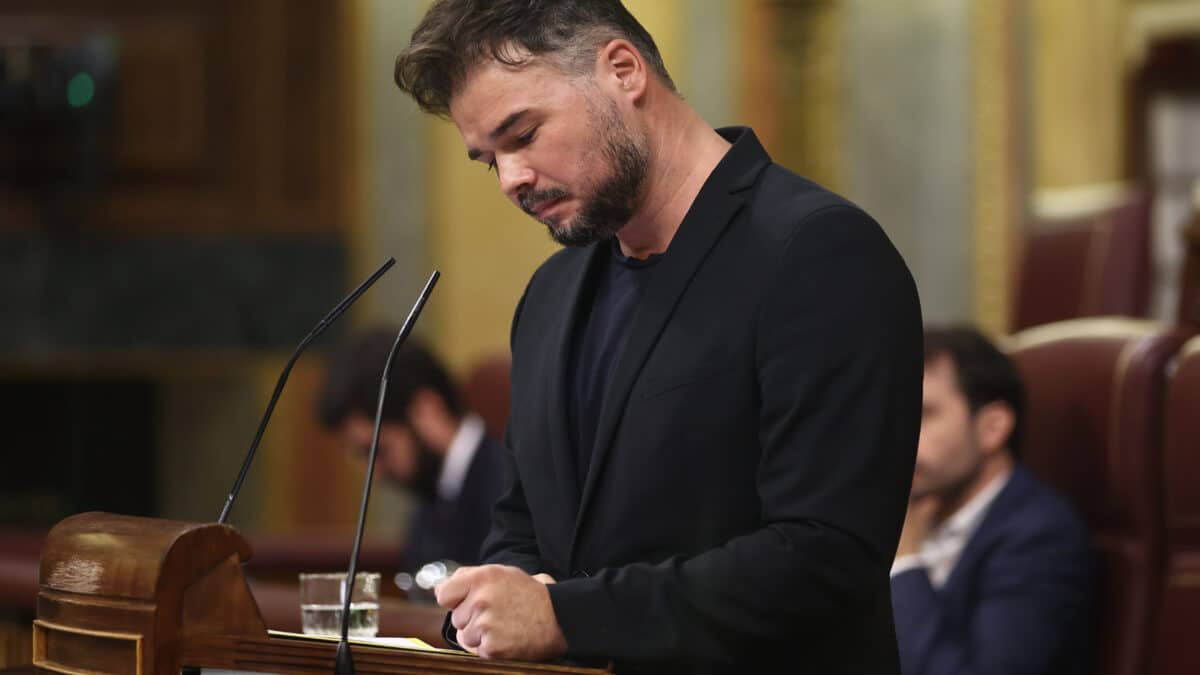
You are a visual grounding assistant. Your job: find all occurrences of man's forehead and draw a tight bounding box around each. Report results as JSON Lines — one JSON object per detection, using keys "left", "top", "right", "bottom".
{"left": 451, "top": 59, "right": 574, "bottom": 152}
{"left": 450, "top": 60, "right": 531, "bottom": 125}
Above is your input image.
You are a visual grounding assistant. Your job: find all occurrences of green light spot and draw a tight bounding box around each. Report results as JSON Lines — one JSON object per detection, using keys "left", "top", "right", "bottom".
{"left": 67, "top": 72, "right": 95, "bottom": 108}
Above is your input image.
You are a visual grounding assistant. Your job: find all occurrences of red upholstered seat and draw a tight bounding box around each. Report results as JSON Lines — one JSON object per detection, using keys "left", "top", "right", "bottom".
{"left": 460, "top": 353, "right": 512, "bottom": 442}
{"left": 1006, "top": 318, "right": 1190, "bottom": 675}
{"left": 1179, "top": 214, "right": 1200, "bottom": 328}
{"left": 1152, "top": 336, "right": 1200, "bottom": 675}
{"left": 1014, "top": 187, "right": 1151, "bottom": 331}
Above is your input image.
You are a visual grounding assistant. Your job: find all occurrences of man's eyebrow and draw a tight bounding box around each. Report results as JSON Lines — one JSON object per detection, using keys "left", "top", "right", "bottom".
{"left": 466, "top": 109, "right": 530, "bottom": 161}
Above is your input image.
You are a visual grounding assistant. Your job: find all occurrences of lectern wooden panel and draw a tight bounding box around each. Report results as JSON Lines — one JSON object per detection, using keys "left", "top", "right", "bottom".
{"left": 34, "top": 513, "right": 608, "bottom": 674}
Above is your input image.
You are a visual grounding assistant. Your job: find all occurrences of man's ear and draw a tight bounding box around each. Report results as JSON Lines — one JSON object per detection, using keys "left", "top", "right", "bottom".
{"left": 973, "top": 401, "right": 1016, "bottom": 455}
{"left": 597, "top": 38, "right": 648, "bottom": 100}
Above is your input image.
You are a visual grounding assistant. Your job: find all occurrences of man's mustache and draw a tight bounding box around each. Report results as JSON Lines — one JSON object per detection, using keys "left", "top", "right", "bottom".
{"left": 519, "top": 188, "right": 570, "bottom": 216}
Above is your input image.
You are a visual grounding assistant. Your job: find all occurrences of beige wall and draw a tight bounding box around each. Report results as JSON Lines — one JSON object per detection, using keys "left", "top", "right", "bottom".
{"left": 843, "top": 0, "right": 976, "bottom": 326}
{"left": 1030, "top": 0, "right": 1130, "bottom": 188}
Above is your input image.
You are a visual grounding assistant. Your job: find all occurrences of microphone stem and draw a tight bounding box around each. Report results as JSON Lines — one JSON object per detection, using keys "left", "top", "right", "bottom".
{"left": 216, "top": 257, "right": 395, "bottom": 525}
{"left": 340, "top": 368, "right": 391, "bottom": 642}
{"left": 338, "top": 270, "right": 439, "bottom": 654}
{"left": 217, "top": 345, "right": 305, "bottom": 525}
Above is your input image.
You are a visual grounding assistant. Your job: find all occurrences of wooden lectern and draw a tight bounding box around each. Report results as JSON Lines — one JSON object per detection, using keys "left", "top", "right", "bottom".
{"left": 33, "top": 513, "right": 608, "bottom": 674}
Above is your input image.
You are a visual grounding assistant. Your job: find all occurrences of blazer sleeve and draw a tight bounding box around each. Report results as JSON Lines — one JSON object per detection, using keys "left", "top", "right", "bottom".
{"left": 477, "top": 424, "right": 542, "bottom": 573}
{"left": 478, "top": 277, "right": 542, "bottom": 574}
{"left": 546, "top": 206, "right": 924, "bottom": 666}
{"left": 891, "top": 512, "right": 1095, "bottom": 675}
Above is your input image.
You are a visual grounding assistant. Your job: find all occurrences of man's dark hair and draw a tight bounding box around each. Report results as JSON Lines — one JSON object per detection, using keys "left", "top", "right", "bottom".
{"left": 394, "top": 0, "right": 676, "bottom": 116}
{"left": 318, "top": 328, "right": 464, "bottom": 429}
{"left": 924, "top": 325, "right": 1027, "bottom": 457}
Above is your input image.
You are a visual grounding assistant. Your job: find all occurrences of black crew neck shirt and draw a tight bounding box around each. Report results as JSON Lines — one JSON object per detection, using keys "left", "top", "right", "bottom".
{"left": 567, "top": 238, "right": 664, "bottom": 495}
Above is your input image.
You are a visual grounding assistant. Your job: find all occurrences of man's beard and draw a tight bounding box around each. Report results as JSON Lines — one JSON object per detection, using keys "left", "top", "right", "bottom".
{"left": 520, "top": 96, "right": 649, "bottom": 247}
{"left": 911, "top": 437, "right": 983, "bottom": 503}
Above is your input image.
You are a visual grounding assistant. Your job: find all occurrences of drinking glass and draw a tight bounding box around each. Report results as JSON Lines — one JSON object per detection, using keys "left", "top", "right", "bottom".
{"left": 298, "top": 571, "right": 380, "bottom": 637}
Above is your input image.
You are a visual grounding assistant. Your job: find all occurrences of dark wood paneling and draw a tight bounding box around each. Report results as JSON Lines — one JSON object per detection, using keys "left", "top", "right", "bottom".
{"left": 0, "top": 619, "right": 33, "bottom": 670}
{"left": 0, "top": 0, "right": 347, "bottom": 234}
{"left": 113, "top": 17, "right": 211, "bottom": 174}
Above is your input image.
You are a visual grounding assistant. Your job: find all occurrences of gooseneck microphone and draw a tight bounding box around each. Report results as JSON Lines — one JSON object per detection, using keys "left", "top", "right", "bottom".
{"left": 335, "top": 269, "right": 439, "bottom": 675}
{"left": 216, "top": 257, "right": 396, "bottom": 525}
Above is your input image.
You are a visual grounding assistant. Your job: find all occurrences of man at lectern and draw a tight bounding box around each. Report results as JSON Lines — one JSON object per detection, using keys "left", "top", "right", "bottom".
{"left": 392, "top": 1, "right": 923, "bottom": 673}
{"left": 318, "top": 328, "right": 505, "bottom": 574}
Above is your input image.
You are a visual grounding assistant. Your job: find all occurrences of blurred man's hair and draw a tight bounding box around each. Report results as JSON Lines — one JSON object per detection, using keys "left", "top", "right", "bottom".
{"left": 924, "top": 325, "right": 1026, "bottom": 457}
{"left": 318, "top": 328, "right": 464, "bottom": 429}
{"left": 394, "top": 0, "right": 676, "bottom": 117}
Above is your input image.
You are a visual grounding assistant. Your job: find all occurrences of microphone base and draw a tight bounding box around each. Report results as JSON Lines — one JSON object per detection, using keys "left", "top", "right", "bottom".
{"left": 334, "top": 640, "right": 355, "bottom": 675}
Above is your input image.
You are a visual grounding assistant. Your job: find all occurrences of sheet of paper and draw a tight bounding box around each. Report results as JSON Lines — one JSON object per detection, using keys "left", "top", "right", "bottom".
{"left": 351, "top": 636, "right": 435, "bottom": 650}
{"left": 266, "top": 629, "right": 462, "bottom": 654}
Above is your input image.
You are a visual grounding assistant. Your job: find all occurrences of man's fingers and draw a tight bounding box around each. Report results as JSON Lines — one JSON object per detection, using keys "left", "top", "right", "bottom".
{"left": 450, "top": 595, "right": 481, "bottom": 631}
{"left": 457, "top": 622, "right": 482, "bottom": 652}
{"left": 434, "top": 565, "right": 476, "bottom": 608}
{"left": 438, "top": 564, "right": 566, "bottom": 661}
{"left": 468, "top": 617, "right": 504, "bottom": 660}
{"left": 476, "top": 633, "right": 498, "bottom": 660}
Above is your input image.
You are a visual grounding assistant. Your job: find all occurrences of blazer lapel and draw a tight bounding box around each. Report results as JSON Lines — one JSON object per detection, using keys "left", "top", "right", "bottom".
{"left": 543, "top": 244, "right": 606, "bottom": 511}
{"left": 941, "top": 466, "right": 1031, "bottom": 598}
{"left": 570, "top": 130, "right": 771, "bottom": 555}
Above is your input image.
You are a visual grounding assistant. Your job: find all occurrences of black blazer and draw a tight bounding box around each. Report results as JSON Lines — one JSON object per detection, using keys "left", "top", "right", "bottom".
{"left": 405, "top": 435, "right": 505, "bottom": 570}
{"left": 891, "top": 464, "right": 1095, "bottom": 675}
{"left": 483, "top": 128, "right": 923, "bottom": 673}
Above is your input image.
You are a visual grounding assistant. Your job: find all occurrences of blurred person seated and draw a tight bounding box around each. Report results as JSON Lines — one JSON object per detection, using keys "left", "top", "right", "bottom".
{"left": 891, "top": 326, "right": 1094, "bottom": 675}
{"left": 318, "top": 328, "right": 505, "bottom": 586}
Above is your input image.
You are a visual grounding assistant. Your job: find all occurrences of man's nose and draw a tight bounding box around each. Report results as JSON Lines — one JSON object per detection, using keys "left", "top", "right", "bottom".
{"left": 496, "top": 155, "right": 534, "bottom": 200}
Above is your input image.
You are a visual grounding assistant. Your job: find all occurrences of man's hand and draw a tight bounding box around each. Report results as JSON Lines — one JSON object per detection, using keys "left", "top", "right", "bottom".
{"left": 435, "top": 564, "right": 568, "bottom": 661}
{"left": 895, "top": 495, "right": 941, "bottom": 558}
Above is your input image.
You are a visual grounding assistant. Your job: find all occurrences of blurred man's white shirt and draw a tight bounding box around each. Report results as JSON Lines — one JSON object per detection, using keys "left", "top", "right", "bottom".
{"left": 891, "top": 469, "right": 1013, "bottom": 589}
{"left": 437, "top": 413, "right": 486, "bottom": 501}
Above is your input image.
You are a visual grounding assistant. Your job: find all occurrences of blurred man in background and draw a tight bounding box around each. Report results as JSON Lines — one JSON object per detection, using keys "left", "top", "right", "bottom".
{"left": 892, "top": 326, "right": 1094, "bottom": 675}
{"left": 318, "top": 328, "right": 505, "bottom": 576}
